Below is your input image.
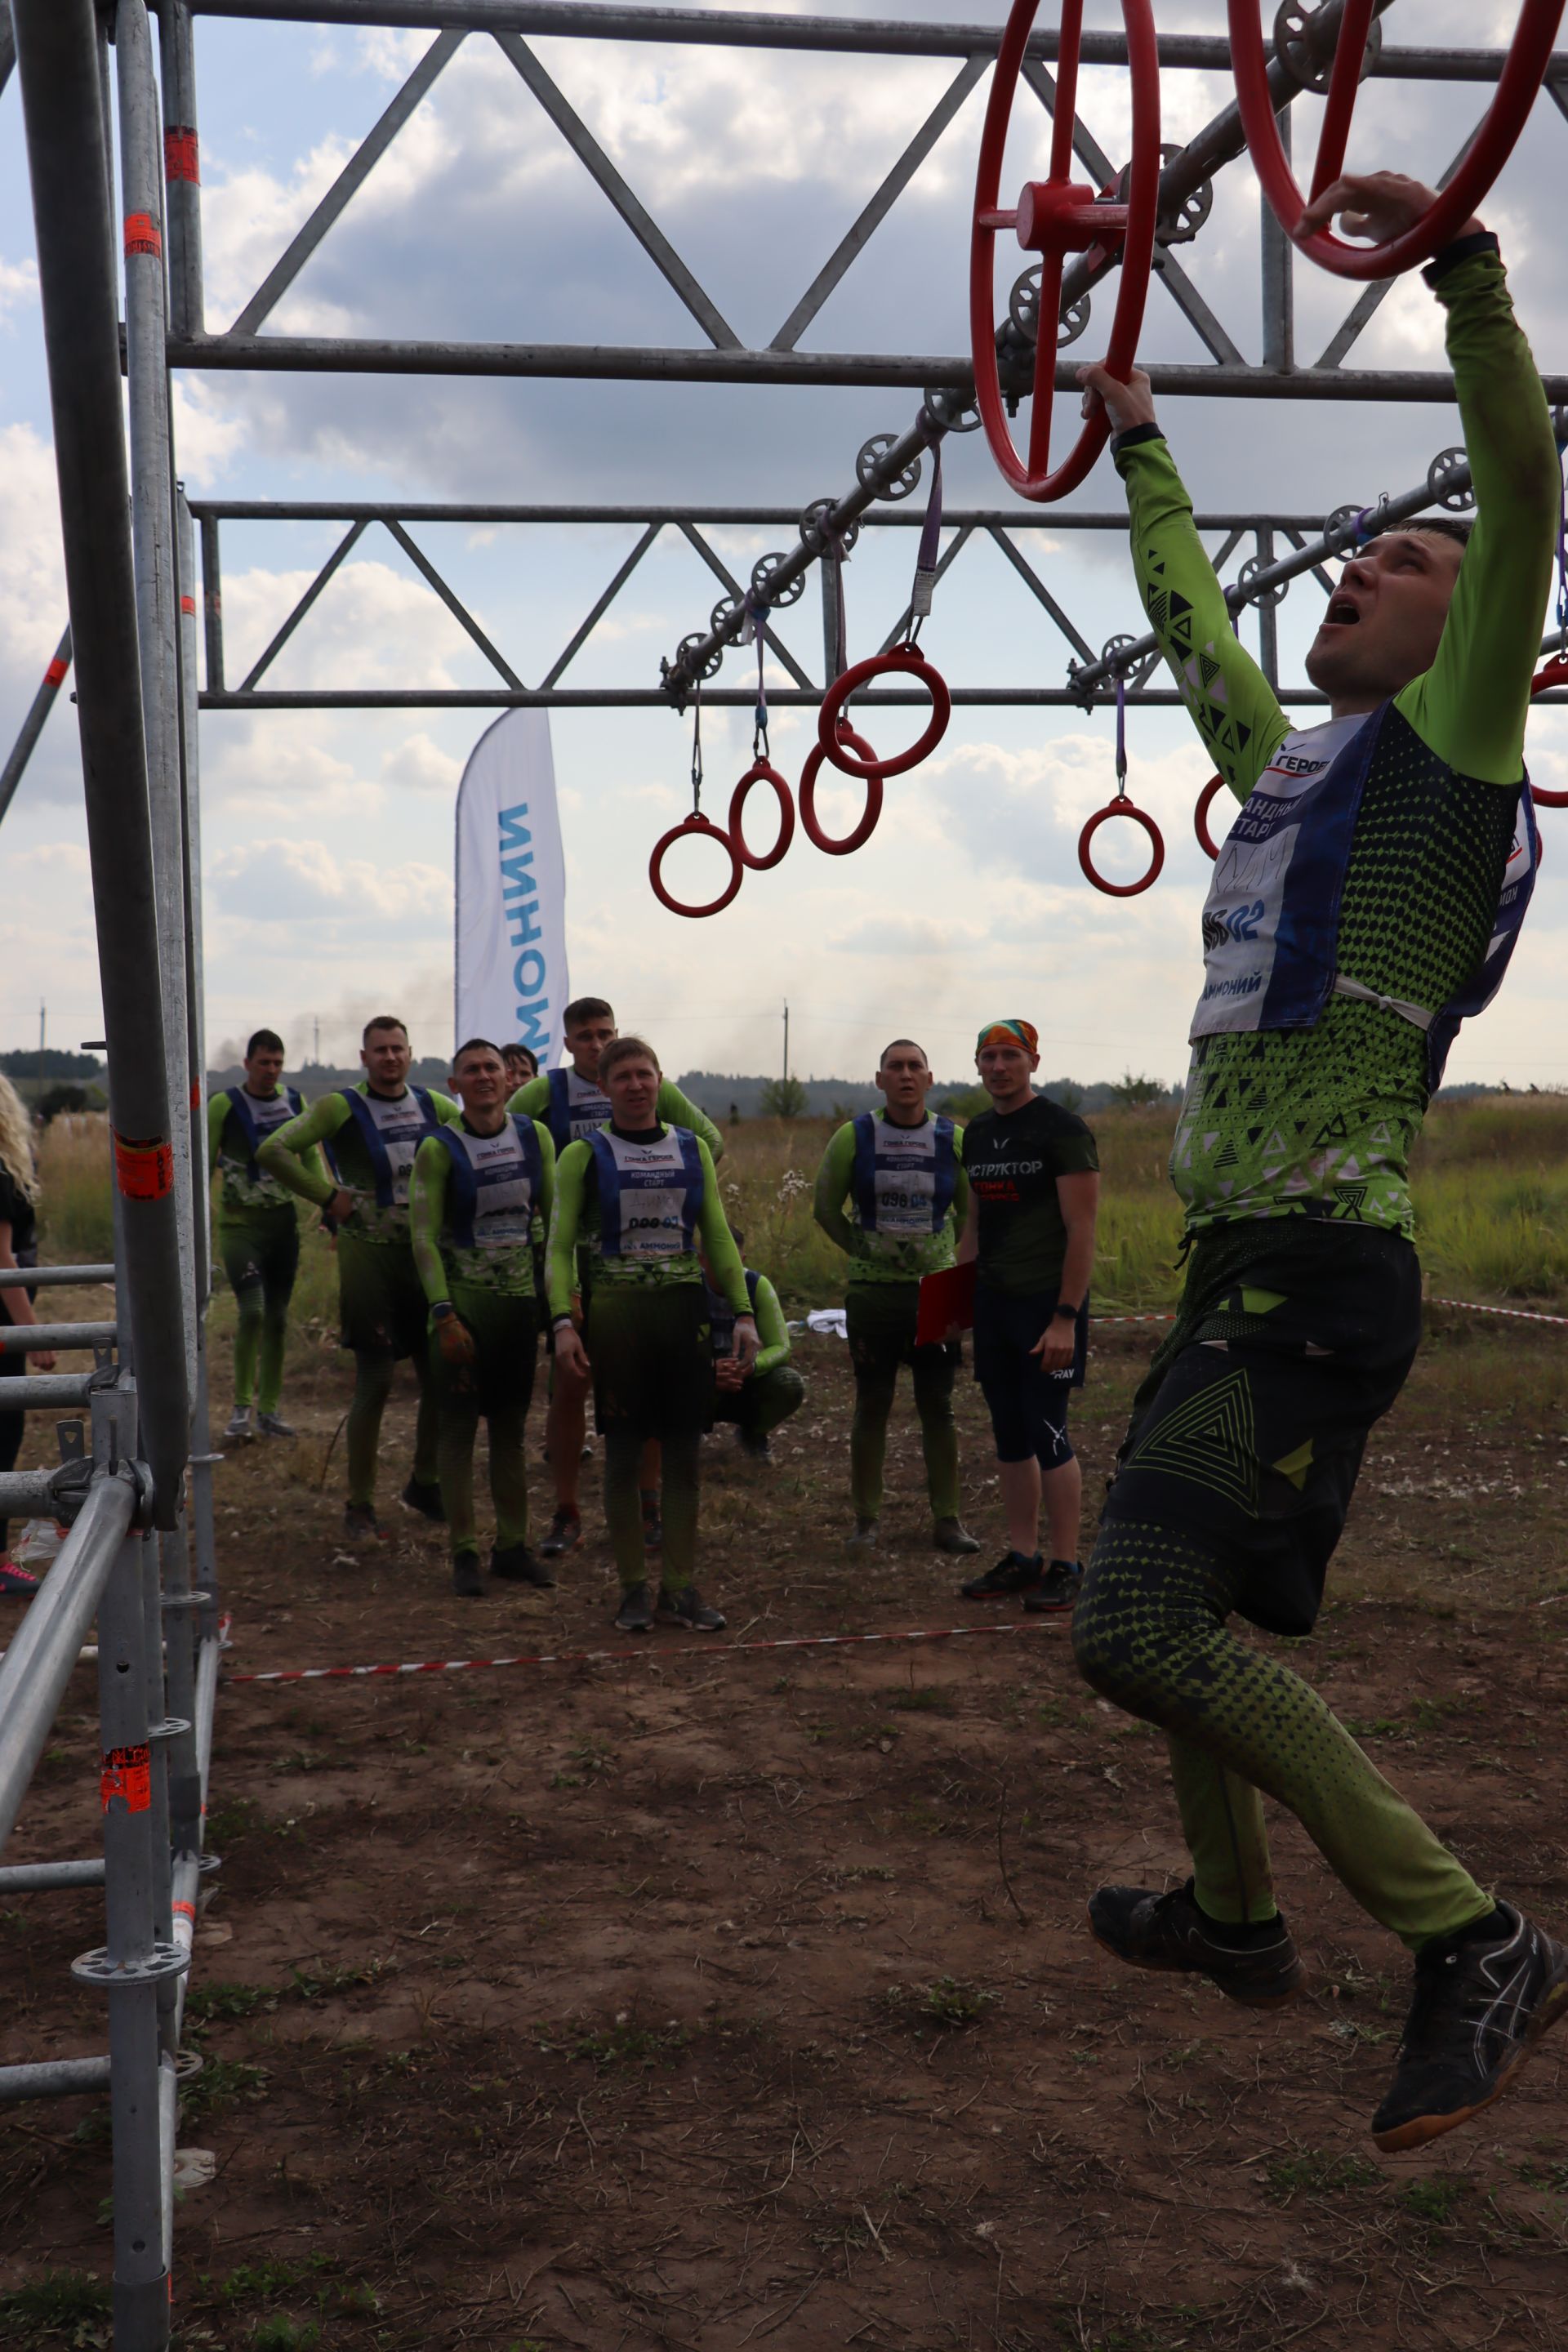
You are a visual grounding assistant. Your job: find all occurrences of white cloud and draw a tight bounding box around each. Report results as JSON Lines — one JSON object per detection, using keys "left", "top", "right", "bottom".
{"left": 381, "top": 731, "right": 462, "bottom": 795}
{"left": 0, "top": 258, "right": 38, "bottom": 330}
{"left": 210, "top": 836, "right": 448, "bottom": 924}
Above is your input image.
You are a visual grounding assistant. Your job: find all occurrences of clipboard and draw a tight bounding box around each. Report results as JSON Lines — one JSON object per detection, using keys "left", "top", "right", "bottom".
{"left": 915, "top": 1259, "right": 977, "bottom": 1347}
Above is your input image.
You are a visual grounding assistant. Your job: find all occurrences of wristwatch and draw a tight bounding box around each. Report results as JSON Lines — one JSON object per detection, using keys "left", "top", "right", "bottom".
{"left": 1052, "top": 1303, "right": 1080, "bottom": 1320}
{"left": 431, "top": 1301, "right": 456, "bottom": 1322}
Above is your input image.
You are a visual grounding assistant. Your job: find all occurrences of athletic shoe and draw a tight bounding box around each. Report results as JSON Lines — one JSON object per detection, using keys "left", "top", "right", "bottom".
{"left": 256, "top": 1411, "right": 296, "bottom": 1439}
{"left": 933, "top": 1517, "right": 981, "bottom": 1557}
{"left": 1088, "top": 1878, "right": 1304, "bottom": 2008}
{"left": 1024, "top": 1558, "right": 1085, "bottom": 1613}
{"left": 640, "top": 1491, "right": 662, "bottom": 1556}
{"left": 658, "top": 1584, "right": 727, "bottom": 1633}
{"left": 452, "top": 1550, "right": 483, "bottom": 1598}
{"left": 540, "top": 1509, "right": 581, "bottom": 1560}
{"left": 490, "top": 1542, "right": 554, "bottom": 1588}
{"left": 342, "top": 1503, "right": 387, "bottom": 1544}
{"left": 1370, "top": 1903, "right": 1568, "bottom": 2153}
{"left": 737, "top": 1431, "right": 772, "bottom": 1462}
{"left": 846, "top": 1516, "right": 880, "bottom": 1551}
{"left": 401, "top": 1477, "right": 446, "bottom": 1523}
{"left": 223, "top": 1407, "right": 253, "bottom": 1442}
{"left": 0, "top": 1557, "right": 41, "bottom": 1601}
{"left": 614, "top": 1582, "right": 656, "bottom": 1634}
{"left": 961, "top": 1550, "right": 1044, "bottom": 1601}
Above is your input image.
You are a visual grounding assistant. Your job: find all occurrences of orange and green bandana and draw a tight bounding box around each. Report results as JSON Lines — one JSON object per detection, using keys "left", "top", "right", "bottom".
{"left": 975, "top": 1018, "right": 1038, "bottom": 1056}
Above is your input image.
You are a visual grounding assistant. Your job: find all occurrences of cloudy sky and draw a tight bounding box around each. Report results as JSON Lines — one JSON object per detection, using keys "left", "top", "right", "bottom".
{"left": 2, "top": 0, "right": 1565, "bottom": 1086}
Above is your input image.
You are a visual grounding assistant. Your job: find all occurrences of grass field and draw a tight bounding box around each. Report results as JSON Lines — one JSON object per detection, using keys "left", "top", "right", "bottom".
{"left": 37, "top": 1094, "right": 1568, "bottom": 1323}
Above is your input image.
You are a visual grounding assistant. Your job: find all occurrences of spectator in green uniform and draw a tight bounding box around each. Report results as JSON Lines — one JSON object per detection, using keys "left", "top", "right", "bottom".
{"left": 702, "top": 1226, "right": 804, "bottom": 1460}
{"left": 260, "top": 1017, "right": 458, "bottom": 1541}
{"left": 956, "top": 1020, "right": 1099, "bottom": 1612}
{"left": 548, "top": 1036, "right": 755, "bottom": 1633}
{"left": 207, "top": 1028, "right": 324, "bottom": 1441}
{"left": 510, "top": 995, "right": 724, "bottom": 1563}
{"left": 813, "top": 1040, "right": 978, "bottom": 1556}
{"left": 409, "top": 1039, "right": 555, "bottom": 1597}
{"left": 1072, "top": 174, "right": 1566, "bottom": 2152}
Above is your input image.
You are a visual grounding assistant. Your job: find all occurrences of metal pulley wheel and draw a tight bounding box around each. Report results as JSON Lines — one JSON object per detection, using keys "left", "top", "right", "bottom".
{"left": 800, "top": 497, "right": 862, "bottom": 556}
{"left": 1009, "top": 266, "right": 1092, "bottom": 347}
{"left": 856, "top": 434, "right": 922, "bottom": 501}
{"left": 751, "top": 551, "right": 806, "bottom": 607}
{"left": 1426, "top": 448, "right": 1475, "bottom": 514}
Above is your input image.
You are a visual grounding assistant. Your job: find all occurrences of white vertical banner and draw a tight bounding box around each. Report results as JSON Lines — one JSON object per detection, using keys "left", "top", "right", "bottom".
{"left": 453, "top": 709, "right": 569, "bottom": 1067}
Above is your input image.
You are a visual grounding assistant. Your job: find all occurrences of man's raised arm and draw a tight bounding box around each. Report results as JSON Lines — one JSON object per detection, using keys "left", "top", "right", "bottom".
{"left": 1080, "top": 363, "right": 1291, "bottom": 803}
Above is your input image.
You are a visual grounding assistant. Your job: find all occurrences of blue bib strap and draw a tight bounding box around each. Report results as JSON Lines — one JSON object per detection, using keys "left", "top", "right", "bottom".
{"left": 546, "top": 1067, "right": 573, "bottom": 1154}
{"left": 929, "top": 1117, "right": 959, "bottom": 1226}
{"left": 437, "top": 1116, "right": 541, "bottom": 1249}
{"left": 340, "top": 1085, "right": 440, "bottom": 1207}
{"left": 850, "top": 1112, "right": 880, "bottom": 1228}
{"left": 590, "top": 1126, "right": 703, "bottom": 1258}
{"left": 224, "top": 1085, "right": 302, "bottom": 1178}
{"left": 850, "top": 1111, "right": 956, "bottom": 1233}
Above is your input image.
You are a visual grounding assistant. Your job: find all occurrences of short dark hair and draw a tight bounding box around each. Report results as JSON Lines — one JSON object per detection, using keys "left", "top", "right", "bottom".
{"left": 505, "top": 1041, "right": 539, "bottom": 1074}
{"left": 599, "top": 1034, "right": 659, "bottom": 1085}
{"left": 880, "top": 1037, "right": 928, "bottom": 1067}
{"left": 452, "top": 1036, "right": 502, "bottom": 1071}
{"left": 363, "top": 1016, "right": 408, "bottom": 1044}
{"left": 1406, "top": 517, "right": 1472, "bottom": 554}
{"left": 564, "top": 996, "right": 614, "bottom": 1031}
{"left": 246, "top": 1028, "right": 284, "bottom": 1058}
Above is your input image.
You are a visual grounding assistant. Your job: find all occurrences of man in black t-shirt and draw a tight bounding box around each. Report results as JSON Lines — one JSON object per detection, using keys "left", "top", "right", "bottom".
{"left": 956, "top": 1019, "right": 1099, "bottom": 1611}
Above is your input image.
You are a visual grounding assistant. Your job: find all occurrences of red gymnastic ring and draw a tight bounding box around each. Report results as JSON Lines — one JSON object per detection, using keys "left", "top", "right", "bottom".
{"left": 1079, "top": 797, "right": 1165, "bottom": 897}
{"left": 970, "top": 0, "right": 1160, "bottom": 501}
{"left": 1530, "top": 654, "right": 1568, "bottom": 803}
{"left": 648, "top": 812, "right": 743, "bottom": 918}
{"left": 817, "top": 644, "right": 951, "bottom": 779}
{"left": 727, "top": 758, "right": 795, "bottom": 869}
{"left": 799, "top": 721, "right": 885, "bottom": 854}
{"left": 1228, "top": 0, "right": 1562, "bottom": 281}
{"left": 1194, "top": 772, "right": 1228, "bottom": 859}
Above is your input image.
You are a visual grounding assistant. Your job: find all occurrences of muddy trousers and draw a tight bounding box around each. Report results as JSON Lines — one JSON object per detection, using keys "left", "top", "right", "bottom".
{"left": 604, "top": 1428, "right": 699, "bottom": 1592}
{"left": 1072, "top": 1521, "right": 1492, "bottom": 1950}
{"left": 345, "top": 1351, "right": 440, "bottom": 1510}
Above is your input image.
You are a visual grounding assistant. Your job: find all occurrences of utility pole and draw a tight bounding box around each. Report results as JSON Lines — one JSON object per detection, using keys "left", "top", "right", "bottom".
{"left": 782, "top": 1000, "right": 789, "bottom": 1085}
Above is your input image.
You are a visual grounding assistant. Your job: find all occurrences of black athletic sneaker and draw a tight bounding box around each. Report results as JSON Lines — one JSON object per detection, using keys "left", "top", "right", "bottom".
{"left": 1024, "top": 1558, "right": 1085, "bottom": 1613}
{"left": 658, "top": 1584, "right": 727, "bottom": 1633}
{"left": 402, "top": 1477, "right": 446, "bottom": 1523}
{"left": 1088, "top": 1878, "right": 1305, "bottom": 2008}
{"left": 1371, "top": 1903, "right": 1568, "bottom": 2152}
{"left": 961, "top": 1550, "right": 1044, "bottom": 1601}
{"left": 342, "top": 1502, "right": 387, "bottom": 1544}
{"left": 490, "top": 1542, "right": 554, "bottom": 1588}
{"left": 615, "top": 1582, "right": 656, "bottom": 1634}
{"left": 933, "top": 1517, "right": 982, "bottom": 1557}
{"left": 737, "top": 1430, "right": 772, "bottom": 1462}
{"left": 539, "top": 1508, "right": 581, "bottom": 1560}
{"left": 640, "top": 1490, "right": 662, "bottom": 1556}
{"left": 452, "top": 1550, "right": 483, "bottom": 1598}
{"left": 846, "top": 1516, "right": 880, "bottom": 1551}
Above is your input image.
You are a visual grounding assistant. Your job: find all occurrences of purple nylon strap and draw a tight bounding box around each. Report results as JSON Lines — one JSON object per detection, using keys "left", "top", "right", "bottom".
{"left": 1555, "top": 450, "right": 1567, "bottom": 640}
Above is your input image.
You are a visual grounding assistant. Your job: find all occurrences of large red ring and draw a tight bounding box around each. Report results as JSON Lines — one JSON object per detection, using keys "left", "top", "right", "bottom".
{"left": 1078, "top": 798, "right": 1165, "bottom": 897}
{"left": 817, "top": 645, "right": 951, "bottom": 780}
{"left": 1195, "top": 772, "right": 1228, "bottom": 860}
{"left": 1227, "top": 0, "right": 1561, "bottom": 280}
{"left": 970, "top": 0, "right": 1160, "bottom": 501}
{"left": 800, "top": 723, "right": 884, "bottom": 854}
{"left": 727, "top": 758, "right": 795, "bottom": 869}
{"left": 648, "top": 812, "right": 743, "bottom": 918}
{"left": 1530, "top": 654, "right": 1568, "bottom": 804}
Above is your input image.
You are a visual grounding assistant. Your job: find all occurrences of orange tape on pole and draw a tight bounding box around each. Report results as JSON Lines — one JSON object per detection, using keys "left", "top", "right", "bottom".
{"left": 114, "top": 1132, "right": 175, "bottom": 1201}
{"left": 101, "top": 1744, "right": 151, "bottom": 1813}
{"left": 123, "top": 212, "right": 162, "bottom": 260}
{"left": 43, "top": 657, "right": 69, "bottom": 688}
{"left": 164, "top": 128, "right": 200, "bottom": 185}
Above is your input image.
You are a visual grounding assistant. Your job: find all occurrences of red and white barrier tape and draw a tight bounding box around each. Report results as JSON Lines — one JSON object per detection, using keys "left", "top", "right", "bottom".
{"left": 1430, "top": 1295, "right": 1568, "bottom": 1327}
{"left": 225, "top": 1616, "right": 1061, "bottom": 1687}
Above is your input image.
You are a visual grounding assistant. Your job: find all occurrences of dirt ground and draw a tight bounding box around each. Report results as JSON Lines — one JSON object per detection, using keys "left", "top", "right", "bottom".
{"left": 5, "top": 1300, "right": 1568, "bottom": 2350}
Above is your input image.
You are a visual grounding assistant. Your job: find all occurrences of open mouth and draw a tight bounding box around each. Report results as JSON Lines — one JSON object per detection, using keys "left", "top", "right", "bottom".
{"left": 1324, "top": 594, "right": 1361, "bottom": 626}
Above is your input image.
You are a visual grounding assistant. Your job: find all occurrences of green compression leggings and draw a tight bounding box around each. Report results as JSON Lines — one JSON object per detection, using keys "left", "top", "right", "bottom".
{"left": 220, "top": 1216, "right": 298, "bottom": 1415}
{"left": 1072, "top": 1520, "right": 1492, "bottom": 1949}
{"left": 345, "top": 1350, "right": 440, "bottom": 1510}
{"left": 604, "top": 1426, "right": 699, "bottom": 1591}
{"left": 846, "top": 1287, "right": 960, "bottom": 1521}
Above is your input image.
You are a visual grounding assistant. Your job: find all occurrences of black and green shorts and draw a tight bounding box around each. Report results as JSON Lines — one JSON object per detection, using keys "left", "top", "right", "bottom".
{"left": 336, "top": 1230, "right": 431, "bottom": 1361}
{"left": 217, "top": 1206, "right": 299, "bottom": 1307}
{"left": 585, "top": 1281, "right": 710, "bottom": 1439}
{"left": 1101, "top": 1221, "right": 1422, "bottom": 1637}
{"left": 432, "top": 1286, "right": 541, "bottom": 1415}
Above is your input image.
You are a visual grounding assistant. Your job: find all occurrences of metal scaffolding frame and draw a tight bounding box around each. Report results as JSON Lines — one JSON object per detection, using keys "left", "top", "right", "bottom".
{"left": 2, "top": 6, "right": 1566, "bottom": 2340}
